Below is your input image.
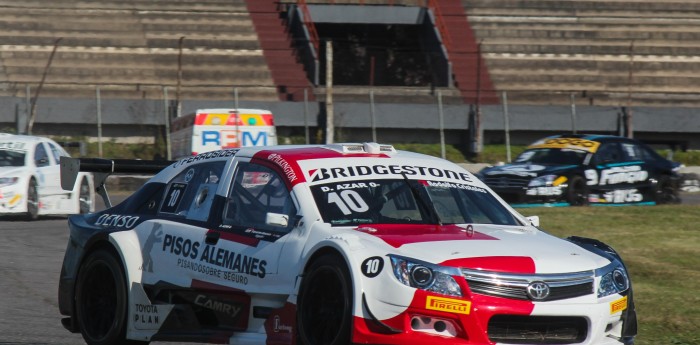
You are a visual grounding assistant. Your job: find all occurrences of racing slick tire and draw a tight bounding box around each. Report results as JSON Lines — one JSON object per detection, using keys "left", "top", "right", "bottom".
{"left": 297, "top": 253, "right": 353, "bottom": 345}
{"left": 75, "top": 248, "right": 147, "bottom": 345}
{"left": 78, "top": 177, "right": 92, "bottom": 214}
{"left": 25, "top": 178, "right": 39, "bottom": 221}
{"left": 566, "top": 175, "right": 588, "bottom": 206}
{"left": 654, "top": 175, "right": 681, "bottom": 204}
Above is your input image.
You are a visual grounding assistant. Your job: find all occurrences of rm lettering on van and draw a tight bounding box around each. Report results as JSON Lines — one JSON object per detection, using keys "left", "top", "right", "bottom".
{"left": 202, "top": 130, "right": 269, "bottom": 147}
{"left": 95, "top": 214, "right": 141, "bottom": 228}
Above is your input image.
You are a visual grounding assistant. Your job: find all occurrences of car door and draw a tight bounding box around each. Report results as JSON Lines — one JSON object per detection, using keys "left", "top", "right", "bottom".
{"left": 588, "top": 142, "right": 647, "bottom": 203}
{"left": 214, "top": 159, "right": 298, "bottom": 291}
{"left": 33, "top": 141, "right": 61, "bottom": 196}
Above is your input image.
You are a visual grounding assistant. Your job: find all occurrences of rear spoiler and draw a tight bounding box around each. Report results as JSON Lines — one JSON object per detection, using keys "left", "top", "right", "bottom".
{"left": 60, "top": 157, "right": 174, "bottom": 208}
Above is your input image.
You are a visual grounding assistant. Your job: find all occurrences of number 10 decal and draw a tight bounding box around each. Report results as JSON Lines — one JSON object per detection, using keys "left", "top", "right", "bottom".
{"left": 361, "top": 256, "right": 384, "bottom": 278}
{"left": 328, "top": 190, "right": 369, "bottom": 215}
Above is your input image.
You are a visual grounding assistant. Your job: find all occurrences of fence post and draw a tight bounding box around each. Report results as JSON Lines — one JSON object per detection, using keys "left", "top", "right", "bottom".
{"left": 304, "top": 88, "right": 310, "bottom": 144}
{"left": 501, "top": 91, "right": 511, "bottom": 163}
{"left": 163, "top": 86, "right": 171, "bottom": 160}
{"left": 438, "top": 90, "right": 446, "bottom": 159}
{"left": 570, "top": 93, "right": 577, "bottom": 134}
{"left": 96, "top": 87, "right": 103, "bottom": 157}
{"left": 370, "top": 89, "right": 376, "bottom": 142}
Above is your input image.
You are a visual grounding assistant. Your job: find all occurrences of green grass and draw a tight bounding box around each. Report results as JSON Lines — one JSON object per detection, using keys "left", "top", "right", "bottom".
{"left": 517, "top": 205, "right": 700, "bottom": 345}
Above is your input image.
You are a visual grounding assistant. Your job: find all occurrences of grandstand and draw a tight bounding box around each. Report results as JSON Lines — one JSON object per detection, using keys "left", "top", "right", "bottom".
{"left": 1, "top": 0, "right": 700, "bottom": 149}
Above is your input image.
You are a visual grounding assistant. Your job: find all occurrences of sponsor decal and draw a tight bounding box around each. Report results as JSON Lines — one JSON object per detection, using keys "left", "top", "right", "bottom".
{"left": 194, "top": 294, "right": 243, "bottom": 318}
{"left": 485, "top": 164, "right": 545, "bottom": 177}
{"left": 133, "top": 303, "right": 160, "bottom": 327}
{"left": 526, "top": 186, "right": 563, "bottom": 196}
{"left": 161, "top": 234, "right": 267, "bottom": 283}
{"left": 529, "top": 138, "right": 600, "bottom": 153}
{"left": 585, "top": 166, "right": 648, "bottom": 186}
{"left": 602, "top": 189, "right": 643, "bottom": 203}
{"left": 310, "top": 164, "right": 472, "bottom": 184}
{"left": 273, "top": 315, "right": 293, "bottom": 333}
{"left": 610, "top": 296, "right": 628, "bottom": 314}
{"left": 268, "top": 153, "right": 298, "bottom": 183}
{"left": 95, "top": 214, "right": 140, "bottom": 228}
{"left": 174, "top": 149, "right": 238, "bottom": 167}
{"left": 139, "top": 223, "right": 163, "bottom": 272}
{"left": 0, "top": 142, "right": 27, "bottom": 150}
{"left": 426, "top": 180, "right": 487, "bottom": 193}
{"left": 425, "top": 296, "right": 471, "bottom": 315}
{"left": 361, "top": 256, "right": 384, "bottom": 278}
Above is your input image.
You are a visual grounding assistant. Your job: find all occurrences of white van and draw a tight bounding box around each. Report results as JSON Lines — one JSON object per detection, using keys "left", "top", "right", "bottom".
{"left": 170, "top": 108, "right": 277, "bottom": 159}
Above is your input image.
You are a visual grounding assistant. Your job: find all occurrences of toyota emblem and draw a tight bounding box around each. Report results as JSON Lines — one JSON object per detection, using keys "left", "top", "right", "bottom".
{"left": 526, "top": 281, "right": 550, "bottom": 300}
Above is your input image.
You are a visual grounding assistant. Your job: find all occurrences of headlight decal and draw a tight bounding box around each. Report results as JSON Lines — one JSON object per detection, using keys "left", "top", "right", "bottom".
{"left": 389, "top": 255, "right": 463, "bottom": 297}
{"left": 0, "top": 177, "right": 19, "bottom": 188}
{"left": 597, "top": 265, "right": 630, "bottom": 298}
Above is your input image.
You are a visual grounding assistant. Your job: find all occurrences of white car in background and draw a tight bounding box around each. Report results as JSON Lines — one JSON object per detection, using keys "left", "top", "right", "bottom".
{"left": 0, "top": 134, "right": 95, "bottom": 220}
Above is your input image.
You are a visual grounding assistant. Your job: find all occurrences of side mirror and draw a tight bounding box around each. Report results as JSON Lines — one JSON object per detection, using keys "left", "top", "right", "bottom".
{"left": 526, "top": 216, "right": 540, "bottom": 227}
{"left": 266, "top": 212, "right": 289, "bottom": 227}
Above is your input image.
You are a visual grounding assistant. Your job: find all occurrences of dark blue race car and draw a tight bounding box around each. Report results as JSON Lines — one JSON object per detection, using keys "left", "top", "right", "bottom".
{"left": 477, "top": 135, "right": 683, "bottom": 207}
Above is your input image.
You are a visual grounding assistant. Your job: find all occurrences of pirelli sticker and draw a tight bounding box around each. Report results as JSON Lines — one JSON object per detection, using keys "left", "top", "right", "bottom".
{"left": 529, "top": 138, "right": 601, "bottom": 153}
{"left": 610, "top": 296, "right": 628, "bottom": 314}
{"left": 425, "top": 296, "right": 471, "bottom": 315}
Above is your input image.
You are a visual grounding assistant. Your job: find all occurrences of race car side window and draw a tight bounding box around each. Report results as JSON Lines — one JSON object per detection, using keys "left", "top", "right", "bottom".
{"left": 48, "top": 142, "right": 65, "bottom": 165}
{"left": 34, "top": 142, "right": 50, "bottom": 167}
{"left": 594, "top": 143, "right": 622, "bottom": 164}
{"left": 224, "top": 162, "right": 297, "bottom": 233}
{"left": 159, "top": 161, "right": 225, "bottom": 220}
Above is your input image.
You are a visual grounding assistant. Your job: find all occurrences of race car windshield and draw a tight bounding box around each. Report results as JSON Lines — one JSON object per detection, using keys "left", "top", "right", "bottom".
{"left": 0, "top": 150, "right": 26, "bottom": 167}
{"left": 310, "top": 179, "right": 519, "bottom": 226}
{"left": 515, "top": 148, "right": 587, "bottom": 165}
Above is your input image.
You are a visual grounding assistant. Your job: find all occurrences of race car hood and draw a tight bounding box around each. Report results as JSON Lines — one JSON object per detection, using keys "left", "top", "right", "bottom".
{"left": 479, "top": 162, "right": 577, "bottom": 178}
{"left": 355, "top": 223, "right": 610, "bottom": 274}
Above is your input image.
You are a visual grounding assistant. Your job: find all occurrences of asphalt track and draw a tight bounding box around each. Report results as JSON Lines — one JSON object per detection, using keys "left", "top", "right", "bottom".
{"left": 0, "top": 194, "right": 201, "bottom": 345}
{"left": 0, "top": 193, "right": 697, "bottom": 345}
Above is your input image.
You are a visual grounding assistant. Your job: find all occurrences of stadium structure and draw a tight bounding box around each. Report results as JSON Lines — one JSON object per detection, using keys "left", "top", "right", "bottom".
{"left": 2, "top": 0, "right": 700, "bottom": 154}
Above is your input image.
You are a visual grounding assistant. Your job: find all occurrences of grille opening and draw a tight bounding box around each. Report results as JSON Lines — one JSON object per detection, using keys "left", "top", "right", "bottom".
{"left": 488, "top": 315, "right": 588, "bottom": 344}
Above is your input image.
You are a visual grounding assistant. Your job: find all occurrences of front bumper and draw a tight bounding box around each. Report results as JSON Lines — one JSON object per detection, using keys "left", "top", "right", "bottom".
{"left": 0, "top": 186, "right": 27, "bottom": 213}
{"left": 355, "top": 289, "right": 633, "bottom": 345}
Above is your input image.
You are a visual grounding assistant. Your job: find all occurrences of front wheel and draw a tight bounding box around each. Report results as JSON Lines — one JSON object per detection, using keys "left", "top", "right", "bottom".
{"left": 25, "top": 178, "right": 39, "bottom": 220}
{"left": 297, "top": 254, "right": 353, "bottom": 345}
{"left": 566, "top": 176, "right": 588, "bottom": 206}
{"left": 75, "top": 249, "right": 143, "bottom": 345}
{"left": 654, "top": 176, "right": 681, "bottom": 204}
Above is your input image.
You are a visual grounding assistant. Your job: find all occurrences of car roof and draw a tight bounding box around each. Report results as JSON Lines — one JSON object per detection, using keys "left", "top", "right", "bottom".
{"left": 0, "top": 134, "right": 55, "bottom": 144}
{"left": 542, "top": 134, "right": 634, "bottom": 143}
{"left": 169, "top": 143, "right": 468, "bottom": 187}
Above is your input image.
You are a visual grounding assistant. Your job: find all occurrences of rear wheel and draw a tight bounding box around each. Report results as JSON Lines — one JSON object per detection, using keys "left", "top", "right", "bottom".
{"left": 566, "top": 176, "right": 588, "bottom": 206}
{"left": 25, "top": 178, "right": 39, "bottom": 220}
{"left": 297, "top": 254, "right": 353, "bottom": 345}
{"left": 78, "top": 177, "right": 92, "bottom": 214}
{"left": 654, "top": 176, "right": 680, "bottom": 204}
{"left": 75, "top": 249, "right": 145, "bottom": 345}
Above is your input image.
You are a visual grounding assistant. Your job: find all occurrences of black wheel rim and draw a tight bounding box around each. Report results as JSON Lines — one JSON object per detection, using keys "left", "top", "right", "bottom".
{"left": 79, "top": 180, "right": 91, "bottom": 214}
{"left": 301, "top": 267, "right": 348, "bottom": 344}
{"left": 570, "top": 180, "right": 587, "bottom": 206}
{"left": 27, "top": 182, "right": 38, "bottom": 217}
{"left": 80, "top": 262, "right": 118, "bottom": 340}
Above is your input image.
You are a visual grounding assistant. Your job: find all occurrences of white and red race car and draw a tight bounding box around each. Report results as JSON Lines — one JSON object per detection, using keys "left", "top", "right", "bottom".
{"left": 0, "top": 134, "right": 94, "bottom": 219}
{"left": 58, "top": 143, "right": 636, "bottom": 345}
